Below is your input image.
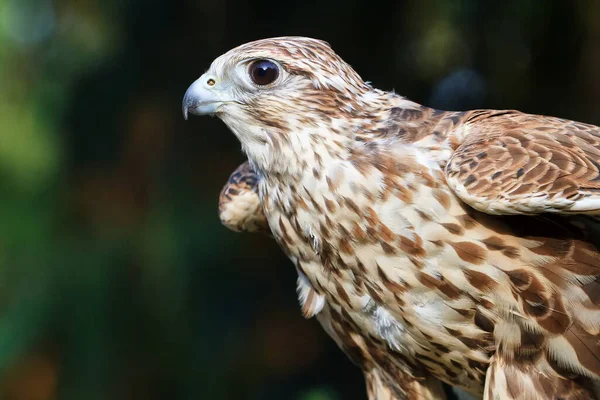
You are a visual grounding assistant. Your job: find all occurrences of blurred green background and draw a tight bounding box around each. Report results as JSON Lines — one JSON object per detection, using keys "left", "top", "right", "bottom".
{"left": 0, "top": 0, "right": 599, "bottom": 399}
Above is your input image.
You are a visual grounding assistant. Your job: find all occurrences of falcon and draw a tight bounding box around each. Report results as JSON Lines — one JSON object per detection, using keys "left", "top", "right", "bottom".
{"left": 183, "top": 37, "right": 600, "bottom": 399}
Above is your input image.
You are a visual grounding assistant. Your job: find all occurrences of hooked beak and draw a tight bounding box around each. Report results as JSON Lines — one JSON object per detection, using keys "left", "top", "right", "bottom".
{"left": 182, "top": 74, "right": 227, "bottom": 119}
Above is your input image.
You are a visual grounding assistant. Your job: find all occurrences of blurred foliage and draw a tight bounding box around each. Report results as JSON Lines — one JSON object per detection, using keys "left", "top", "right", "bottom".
{"left": 0, "top": 0, "right": 598, "bottom": 399}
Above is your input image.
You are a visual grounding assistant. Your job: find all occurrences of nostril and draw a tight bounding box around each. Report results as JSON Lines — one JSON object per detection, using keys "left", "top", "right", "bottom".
{"left": 207, "top": 78, "right": 215, "bottom": 86}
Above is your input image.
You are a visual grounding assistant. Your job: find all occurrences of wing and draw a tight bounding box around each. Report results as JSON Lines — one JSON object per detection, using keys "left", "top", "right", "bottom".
{"left": 483, "top": 355, "right": 599, "bottom": 400}
{"left": 445, "top": 110, "right": 600, "bottom": 215}
{"left": 218, "top": 161, "right": 269, "bottom": 233}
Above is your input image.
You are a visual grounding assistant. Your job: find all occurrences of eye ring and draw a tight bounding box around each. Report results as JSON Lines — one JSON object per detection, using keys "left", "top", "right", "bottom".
{"left": 248, "top": 60, "right": 279, "bottom": 86}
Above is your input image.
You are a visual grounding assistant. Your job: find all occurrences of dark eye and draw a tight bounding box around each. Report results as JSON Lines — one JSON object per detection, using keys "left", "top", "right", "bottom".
{"left": 249, "top": 60, "right": 279, "bottom": 86}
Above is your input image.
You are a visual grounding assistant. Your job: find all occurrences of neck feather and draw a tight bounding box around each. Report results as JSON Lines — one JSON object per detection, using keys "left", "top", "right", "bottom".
{"left": 232, "top": 91, "right": 467, "bottom": 180}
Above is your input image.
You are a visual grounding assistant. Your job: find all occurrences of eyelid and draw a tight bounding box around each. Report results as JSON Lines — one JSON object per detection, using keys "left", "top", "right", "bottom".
{"left": 241, "top": 58, "right": 282, "bottom": 72}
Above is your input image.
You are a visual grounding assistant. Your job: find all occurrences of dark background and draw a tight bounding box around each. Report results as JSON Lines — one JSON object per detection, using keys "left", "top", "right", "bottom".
{"left": 1, "top": 0, "right": 599, "bottom": 399}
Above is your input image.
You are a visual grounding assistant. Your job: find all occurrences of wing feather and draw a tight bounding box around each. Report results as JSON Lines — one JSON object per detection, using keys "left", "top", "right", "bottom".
{"left": 218, "top": 161, "right": 268, "bottom": 232}
{"left": 483, "top": 354, "right": 599, "bottom": 400}
{"left": 446, "top": 111, "right": 600, "bottom": 215}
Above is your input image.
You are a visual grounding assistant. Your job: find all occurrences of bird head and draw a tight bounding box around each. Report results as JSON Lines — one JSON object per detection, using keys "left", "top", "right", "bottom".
{"left": 182, "top": 37, "right": 379, "bottom": 175}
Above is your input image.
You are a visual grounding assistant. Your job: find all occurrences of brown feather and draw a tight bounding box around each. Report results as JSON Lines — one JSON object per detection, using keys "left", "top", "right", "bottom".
{"left": 218, "top": 161, "right": 268, "bottom": 233}
{"left": 446, "top": 111, "right": 600, "bottom": 215}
